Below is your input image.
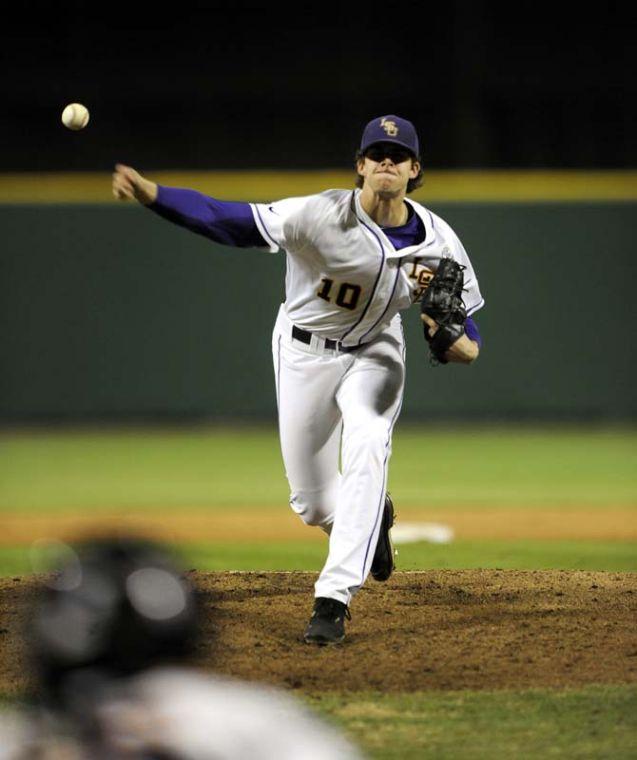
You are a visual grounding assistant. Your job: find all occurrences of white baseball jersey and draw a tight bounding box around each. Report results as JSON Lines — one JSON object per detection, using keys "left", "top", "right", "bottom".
{"left": 251, "top": 189, "right": 484, "bottom": 344}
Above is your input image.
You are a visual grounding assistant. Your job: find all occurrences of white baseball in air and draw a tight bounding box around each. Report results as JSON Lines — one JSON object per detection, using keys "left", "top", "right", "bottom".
{"left": 61, "top": 102, "right": 90, "bottom": 130}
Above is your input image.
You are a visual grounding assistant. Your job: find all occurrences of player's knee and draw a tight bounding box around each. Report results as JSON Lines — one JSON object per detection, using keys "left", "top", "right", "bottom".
{"left": 289, "top": 491, "right": 334, "bottom": 527}
{"left": 342, "top": 418, "right": 392, "bottom": 469}
{"left": 352, "top": 417, "right": 392, "bottom": 448}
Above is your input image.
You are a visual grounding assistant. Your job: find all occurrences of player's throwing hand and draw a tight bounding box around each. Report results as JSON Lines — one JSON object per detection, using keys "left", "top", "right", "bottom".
{"left": 112, "top": 163, "right": 158, "bottom": 205}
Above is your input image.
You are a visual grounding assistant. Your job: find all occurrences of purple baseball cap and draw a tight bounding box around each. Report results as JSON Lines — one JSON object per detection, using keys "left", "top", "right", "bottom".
{"left": 360, "top": 115, "right": 420, "bottom": 156}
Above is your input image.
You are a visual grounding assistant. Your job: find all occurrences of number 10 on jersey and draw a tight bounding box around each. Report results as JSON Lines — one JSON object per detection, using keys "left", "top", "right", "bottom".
{"left": 317, "top": 278, "right": 362, "bottom": 311}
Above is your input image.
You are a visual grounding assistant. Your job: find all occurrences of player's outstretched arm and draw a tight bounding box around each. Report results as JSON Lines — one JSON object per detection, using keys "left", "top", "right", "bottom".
{"left": 111, "top": 166, "right": 267, "bottom": 249}
{"left": 421, "top": 314, "right": 480, "bottom": 364}
{"left": 112, "top": 164, "right": 158, "bottom": 205}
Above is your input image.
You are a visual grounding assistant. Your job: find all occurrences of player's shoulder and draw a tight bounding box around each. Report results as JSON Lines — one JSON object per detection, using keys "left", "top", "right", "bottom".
{"left": 304, "top": 188, "right": 352, "bottom": 212}
{"left": 407, "top": 199, "right": 451, "bottom": 232}
{"left": 407, "top": 199, "right": 462, "bottom": 243}
{"left": 318, "top": 188, "right": 352, "bottom": 202}
{"left": 267, "top": 189, "right": 348, "bottom": 217}
{"left": 288, "top": 189, "right": 354, "bottom": 232}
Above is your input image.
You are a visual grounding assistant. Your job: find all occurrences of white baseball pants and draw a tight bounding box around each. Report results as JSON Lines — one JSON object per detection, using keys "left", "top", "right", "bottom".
{"left": 272, "top": 305, "right": 405, "bottom": 605}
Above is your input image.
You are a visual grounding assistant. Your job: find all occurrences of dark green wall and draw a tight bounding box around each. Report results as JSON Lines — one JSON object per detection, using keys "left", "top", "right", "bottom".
{"left": 1, "top": 203, "right": 635, "bottom": 421}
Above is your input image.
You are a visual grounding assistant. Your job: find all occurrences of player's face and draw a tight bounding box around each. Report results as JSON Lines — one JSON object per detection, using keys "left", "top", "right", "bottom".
{"left": 357, "top": 143, "right": 420, "bottom": 197}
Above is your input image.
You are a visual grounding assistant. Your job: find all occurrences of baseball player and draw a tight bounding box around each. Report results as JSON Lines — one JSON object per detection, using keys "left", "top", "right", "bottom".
{"left": 111, "top": 115, "right": 484, "bottom": 645}
{"left": 0, "top": 536, "right": 364, "bottom": 759}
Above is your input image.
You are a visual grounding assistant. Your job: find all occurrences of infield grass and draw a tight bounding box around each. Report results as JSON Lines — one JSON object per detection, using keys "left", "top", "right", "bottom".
{"left": 0, "top": 425, "right": 635, "bottom": 576}
{"left": 0, "top": 539, "right": 635, "bottom": 577}
{"left": 1, "top": 425, "right": 635, "bottom": 512}
{"left": 307, "top": 684, "right": 637, "bottom": 759}
{"left": 2, "top": 685, "right": 634, "bottom": 758}
{"left": 180, "top": 538, "right": 637, "bottom": 573}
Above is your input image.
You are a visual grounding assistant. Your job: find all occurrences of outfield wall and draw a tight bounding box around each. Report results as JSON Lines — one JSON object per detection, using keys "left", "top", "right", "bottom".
{"left": 1, "top": 172, "right": 635, "bottom": 421}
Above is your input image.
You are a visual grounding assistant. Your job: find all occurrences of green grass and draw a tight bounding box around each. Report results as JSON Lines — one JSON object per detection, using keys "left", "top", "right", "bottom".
{"left": 307, "top": 685, "right": 637, "bottom": 759}
{"left": 392, "top": 426, "right": 637, "bottom": 507}
{"left": 1, "top": 539, "right": 634, "bottom": 576}
{"left": 0, "top": 427, "right": 289, "bottom": 512}
{"left": 2, "top": 686, "right": 634, "bottom": 758}
{"left": 0, "top": 425, "right": 634, "bottom": 576}
{"left": 0, "top": 425, "right": 635, "bottom": 512}
{"left": 394, "top": 539, "right": 637, "bottom": 572}
{"left": 177, "top": 538, "right": 637, "bottom": 573}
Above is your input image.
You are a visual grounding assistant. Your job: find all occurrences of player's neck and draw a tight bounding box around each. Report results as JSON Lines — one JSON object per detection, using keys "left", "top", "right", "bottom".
{"left": 359, "top": 188, "right": 409, "bottom": 228}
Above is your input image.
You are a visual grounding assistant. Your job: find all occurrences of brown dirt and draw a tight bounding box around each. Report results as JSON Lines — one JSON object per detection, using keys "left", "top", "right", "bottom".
{"left": 0, "top": 506, "right": 635, "bottom": 545}
{"left": 1, "top": 570, "right": 635, "bottom": 695}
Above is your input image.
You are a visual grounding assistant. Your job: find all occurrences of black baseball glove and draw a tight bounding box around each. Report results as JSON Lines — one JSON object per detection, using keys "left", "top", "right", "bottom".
{"left": 420, "top": 258, "right": 467, "bottom": 364}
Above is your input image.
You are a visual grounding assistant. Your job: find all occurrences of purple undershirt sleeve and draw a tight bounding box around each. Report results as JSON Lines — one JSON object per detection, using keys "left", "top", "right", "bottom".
{"left": 147, "top": 186, "right": 267, "bottom": 248}
{"left": 464, "top": 316, "right": 482, "bottom": 347}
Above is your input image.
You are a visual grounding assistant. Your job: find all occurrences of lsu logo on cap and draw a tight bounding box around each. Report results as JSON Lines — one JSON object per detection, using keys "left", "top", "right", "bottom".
{"left": 380, "top": 118, "right": 398, "bottom": 136}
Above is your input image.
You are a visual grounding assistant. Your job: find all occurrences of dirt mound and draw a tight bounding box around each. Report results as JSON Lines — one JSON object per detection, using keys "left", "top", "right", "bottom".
{"left": 1, "top": 570, "right": 635, "bottom": 695}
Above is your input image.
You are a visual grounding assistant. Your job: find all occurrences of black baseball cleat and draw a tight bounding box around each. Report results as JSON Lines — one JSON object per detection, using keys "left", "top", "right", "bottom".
{"left": 370, "top": 493, "right": 395, "bottom": 581}
{"left": 303, "top": 597, "right": 351, "bottom": 646}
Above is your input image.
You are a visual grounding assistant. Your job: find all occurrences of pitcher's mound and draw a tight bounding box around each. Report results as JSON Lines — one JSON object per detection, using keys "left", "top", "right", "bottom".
{"left": 1, "top": 570, "right": 635, "bottom": 694}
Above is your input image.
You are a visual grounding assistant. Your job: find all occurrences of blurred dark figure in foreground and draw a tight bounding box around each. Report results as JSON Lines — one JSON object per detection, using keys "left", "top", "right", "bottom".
{"left": 0, "top": 537, "right": 363, "bottom": 759}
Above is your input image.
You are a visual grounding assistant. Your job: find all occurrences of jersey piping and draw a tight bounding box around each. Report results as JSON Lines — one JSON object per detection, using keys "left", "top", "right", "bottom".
{"left": 345, "top": 193, "right": 422, "bottom": 345}
{"left": 253, "top": 205, "right": 279, "bottom": 250}
{"left": 339, "top": 196, "right": 386, "bottom": 344}
{"left": 466, "top": 296, "right": 485, "bottom": 315}
{"left": 358, "top": 331, "right": 405, "bottom": 587}
{"left": 358, "top": 261, "right": 402, "bottom": 343}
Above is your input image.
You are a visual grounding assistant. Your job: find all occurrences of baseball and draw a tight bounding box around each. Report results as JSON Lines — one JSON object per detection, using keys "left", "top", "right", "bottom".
{"left": 61, "top": 103, "right": 90, "bottom": 130}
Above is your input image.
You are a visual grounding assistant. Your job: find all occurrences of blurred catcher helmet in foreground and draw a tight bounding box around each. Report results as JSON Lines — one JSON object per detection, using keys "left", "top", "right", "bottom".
{"left": 29, "top": 536, "right": 199, "bottom": 710}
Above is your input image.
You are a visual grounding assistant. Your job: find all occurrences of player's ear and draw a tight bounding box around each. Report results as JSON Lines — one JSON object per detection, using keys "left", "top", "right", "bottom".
{"left": 410, "top": 160, "right": 421, "bottom": 178}
{"left": 356, "top": 157, "right": 366, "bottom": 179}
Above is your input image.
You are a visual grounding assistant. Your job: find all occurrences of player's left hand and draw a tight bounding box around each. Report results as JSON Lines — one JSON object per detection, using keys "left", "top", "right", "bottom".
{"left": 420, "top": 258, "right": 467, "bottom": 364}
